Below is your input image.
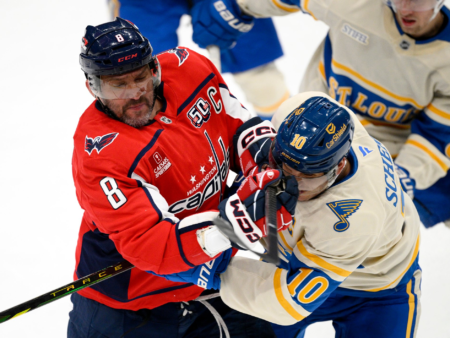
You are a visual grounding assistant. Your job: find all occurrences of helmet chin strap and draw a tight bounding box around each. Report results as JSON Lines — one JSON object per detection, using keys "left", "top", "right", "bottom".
{"left": 430, "top": 1, "right": 444, "bottom": 21}
{"left": 326, "top": 157, "right": 347, "bottom": 188}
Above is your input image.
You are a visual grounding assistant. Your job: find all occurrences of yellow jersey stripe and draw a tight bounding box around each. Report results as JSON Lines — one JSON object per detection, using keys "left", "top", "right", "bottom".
{"left": 359, "top": 118, "right": 371, "bottom": 127}
{"left": 280, "top": 231, "right": 293, "bottom": 251}
{"left": 427, "top": 103, "right": 450, "bottom": 120}
{"left": 271, "top": 0, "right": 300, "bottom": 13}
{"left": 366, "top": 235, "right": 420, "bottom": 292}
{"left": 405, "top": 280, "right": 415, "bottom": 338}
{"left": 297, "top": 240, "right": 352, "bottom": 278}
{"left": 254, "top": 90, "right": 290, "bottom": 113}
{"left": 302, "top": 0, "right": 318, "bottom": 19}
{"left": 406, "top": 140, "right": 449, "bottom": 172}
{"left": 274, "top": 269, "right": 305, "bottom": 321}
{"left": 332, "top": 60, "right": 424, "bottom": 109}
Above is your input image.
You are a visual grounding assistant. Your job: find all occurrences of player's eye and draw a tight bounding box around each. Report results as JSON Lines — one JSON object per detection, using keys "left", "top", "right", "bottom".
{"left": 110, "top": 82, "right": 126, "bottom": 88}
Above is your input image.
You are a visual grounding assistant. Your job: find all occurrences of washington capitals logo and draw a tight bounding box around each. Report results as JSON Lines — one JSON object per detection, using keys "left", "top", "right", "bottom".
{"left": 85, "top": 133, "right": 119, "bottom": 155}
{"left": 327, "top": 199, "right": 363, "bottom": 232}
{"left": 168, "top": 47, "right": 189, "bottom": 66}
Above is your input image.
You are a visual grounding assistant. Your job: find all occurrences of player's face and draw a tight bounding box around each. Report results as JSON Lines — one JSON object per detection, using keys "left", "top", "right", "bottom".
{"left": 395, "top": 4, "right": 444, "bottom": 38}
{"left": 281, "top": 164, "right": 329, "bottom": 202}
{"left": 100, "top": 66, "right": 157, "bottom": 128}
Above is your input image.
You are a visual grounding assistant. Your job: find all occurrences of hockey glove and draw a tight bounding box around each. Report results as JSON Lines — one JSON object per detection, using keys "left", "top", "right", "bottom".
{"left": 218, "top": 169, "right": 298, "bottom": 251}
{"left": 191, "top": 0, "right": 254, "bottom": 50}
{"left": 233, "top": 117, "right": 277, "bottom": 176}
{"left": 149, "top": 248, "right": 233, "bottom": 290}
{"left": 394, "top": 163, "right": 416, "bottom": 198}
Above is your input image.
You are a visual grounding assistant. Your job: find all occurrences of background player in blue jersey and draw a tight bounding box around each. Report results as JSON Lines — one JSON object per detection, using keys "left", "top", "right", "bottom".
{"left": 182, "top": 0, "right": 450, "bottom": 230}
{"left": 108, "top": 0, "right": 290, "bottom": 120}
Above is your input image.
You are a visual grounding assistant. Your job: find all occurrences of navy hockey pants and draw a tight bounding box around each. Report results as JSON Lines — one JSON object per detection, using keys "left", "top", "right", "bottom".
{"left": 272, "top": 268, "right": 422, "bottom": 338}
{"left": 67, "top": 292, "right": 276, "bottom": 338}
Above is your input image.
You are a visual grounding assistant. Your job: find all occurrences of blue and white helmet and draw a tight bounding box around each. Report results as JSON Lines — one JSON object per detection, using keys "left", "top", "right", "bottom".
{"left": 270, "top": 92, "right": 355, "bottom": 176}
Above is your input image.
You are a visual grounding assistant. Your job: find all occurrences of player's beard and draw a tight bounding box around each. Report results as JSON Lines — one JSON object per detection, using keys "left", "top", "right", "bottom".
{"left": 104, "top": 88, "right": 157, "bottom": 128}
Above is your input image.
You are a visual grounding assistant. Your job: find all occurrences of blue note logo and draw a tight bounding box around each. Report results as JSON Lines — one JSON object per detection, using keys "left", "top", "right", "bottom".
{"left": 327, "top": 199, "right": 363, "bottom": 232}
{"left": 359, "top": 146, "right": 373, "bottom": 157}
{"left": 85, "top": 132, "right": 119, "bottom": 155}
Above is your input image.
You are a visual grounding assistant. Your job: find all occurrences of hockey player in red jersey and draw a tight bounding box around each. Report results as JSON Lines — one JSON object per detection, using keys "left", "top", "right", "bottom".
{"left": 69, "top": 17, "right": 298, "bottom": 337}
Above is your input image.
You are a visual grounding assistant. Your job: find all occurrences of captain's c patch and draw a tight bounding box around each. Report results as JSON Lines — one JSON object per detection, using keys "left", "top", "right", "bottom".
{"left": 327, "top": 199, "right": 363, "bottom": 232}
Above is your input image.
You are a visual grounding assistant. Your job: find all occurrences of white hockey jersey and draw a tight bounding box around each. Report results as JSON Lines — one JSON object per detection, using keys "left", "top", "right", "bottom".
{"left": 237, "top": 0, "right": 450, "bottom": 221}
{"left": 220, "top": 93, "right": 421, "bottom": 325}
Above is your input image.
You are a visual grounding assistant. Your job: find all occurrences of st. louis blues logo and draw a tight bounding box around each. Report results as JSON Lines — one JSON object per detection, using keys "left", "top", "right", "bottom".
{"left": 168, "top": 47, "right": 189, "bottom": 66}
{"left": 327, "top": 199, "right": 363, "bottom": 232}
{"left": 85, "top": 132, "right": 119, "bottom": 155}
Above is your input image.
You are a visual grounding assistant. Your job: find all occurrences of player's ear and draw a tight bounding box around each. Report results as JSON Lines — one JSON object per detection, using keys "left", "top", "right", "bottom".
{"left": 85, "top": 80, "right": 96, "bottom": 98}
{"left": 337, "top": 157, "right": 347, "bottom": 175}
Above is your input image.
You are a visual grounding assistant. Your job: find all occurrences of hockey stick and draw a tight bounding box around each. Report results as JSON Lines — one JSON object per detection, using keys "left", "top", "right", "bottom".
{"left": 213, "top": 185, "right": 280, "bottom": 265}
{"left": 0, "top": 260, "right": 134, "bottom": 324}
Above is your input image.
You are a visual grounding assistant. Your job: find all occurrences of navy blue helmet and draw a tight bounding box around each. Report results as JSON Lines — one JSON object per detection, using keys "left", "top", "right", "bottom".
{"left": 271, "top": 95, "right": 355, "bottom": 175}
{"left": 80, "top": 17, "right": 160, "bottom": 98}
{"left": 80, "top": 17, "right": 155, "bottom": 76}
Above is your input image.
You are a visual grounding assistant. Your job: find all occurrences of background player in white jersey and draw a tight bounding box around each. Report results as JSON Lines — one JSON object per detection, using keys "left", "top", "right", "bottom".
{"left": 157, "top": 92, "right": 422, "bottom": 338}
{"left": 108, "top": 0, "right": 290, "bottom": 120}
{"left": 187, "top": 0, "right": 450, "bottom": 229}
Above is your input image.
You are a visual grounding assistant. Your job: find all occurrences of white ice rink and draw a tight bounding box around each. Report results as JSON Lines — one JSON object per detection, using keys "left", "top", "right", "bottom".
{"left": 0, "top": 1, "right": 449, "bottom": 337}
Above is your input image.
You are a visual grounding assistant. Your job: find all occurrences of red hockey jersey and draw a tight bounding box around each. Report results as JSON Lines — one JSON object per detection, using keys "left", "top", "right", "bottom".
{"left": 72, "top": 47, "right": 254, "bottom": 310}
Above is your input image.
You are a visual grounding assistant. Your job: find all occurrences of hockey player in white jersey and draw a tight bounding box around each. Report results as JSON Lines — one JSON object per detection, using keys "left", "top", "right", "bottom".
{"left": 157, "top": 92, "right": 422, "bottom": 338}
{"left": 188, "top": 0, "right": 450, "bottom": 229}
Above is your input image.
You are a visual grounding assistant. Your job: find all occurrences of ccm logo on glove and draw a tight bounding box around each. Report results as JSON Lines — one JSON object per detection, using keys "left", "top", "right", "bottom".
{"left": 228, "top": 198, "right": 261, "bottom": 243}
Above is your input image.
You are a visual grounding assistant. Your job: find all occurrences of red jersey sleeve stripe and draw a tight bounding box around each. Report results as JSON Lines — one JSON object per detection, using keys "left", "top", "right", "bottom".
{"left": 127, "top": 129, "right": 164, "bottom": 178}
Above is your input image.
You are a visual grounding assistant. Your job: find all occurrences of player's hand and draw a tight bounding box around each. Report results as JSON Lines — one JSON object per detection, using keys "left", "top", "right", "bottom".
{"left": 190, "top": 0, "right": 254, "bottom": 50}
{"left": 148, "top": 248, "right": 232, "bottom": 290}
{"left": 234, "top": 118, "right": 277, "bottom": 176}
{"left": 218, "top": 169, "right": 298, "bottom": 250}
{"left": 394, "top": 163, "right": 415, "bottom": 198}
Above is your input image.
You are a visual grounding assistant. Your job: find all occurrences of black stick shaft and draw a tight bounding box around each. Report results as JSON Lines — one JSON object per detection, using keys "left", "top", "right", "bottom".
{"left": 265, "top": 186, "right": 280, "bottom": 265}
{"left": 0, "top": 260, "right": 134, "bottom": 324}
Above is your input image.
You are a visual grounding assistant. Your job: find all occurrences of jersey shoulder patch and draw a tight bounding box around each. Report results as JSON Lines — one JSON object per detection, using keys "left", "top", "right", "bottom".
{"left": 327, "top": 199, "right": 363, "bottom": 232}
{"left": 167, "top": 47, "right": 190, "bottom": 66}
{"left": 85, "top": 132, "right": 119, "bottom": 155}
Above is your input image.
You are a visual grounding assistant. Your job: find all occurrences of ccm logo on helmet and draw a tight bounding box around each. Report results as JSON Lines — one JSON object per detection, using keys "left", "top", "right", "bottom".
{"left": 118, "top": 54, "right": 138, "bottom": 63}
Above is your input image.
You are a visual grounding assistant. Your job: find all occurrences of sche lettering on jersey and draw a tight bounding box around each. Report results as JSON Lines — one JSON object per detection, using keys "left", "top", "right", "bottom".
{"left": 374, "top": 139, "right": 398, "bottom": 207}
{"left": 168, "top": 133, "right": 230, "bottom": 214}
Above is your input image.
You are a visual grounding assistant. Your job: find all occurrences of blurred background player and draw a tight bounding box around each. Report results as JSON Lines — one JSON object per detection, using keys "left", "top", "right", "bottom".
{"left": 187, "top": 0, "right": 450, "bottom": 229}
{"left": 107, "top": 0, "right": 290, "bottom": 120}
{"left": 70, "top": 17, "right": 296, "bottom": 337}
{"left": 157, "top": 92, "right": 422, "bottom": 338}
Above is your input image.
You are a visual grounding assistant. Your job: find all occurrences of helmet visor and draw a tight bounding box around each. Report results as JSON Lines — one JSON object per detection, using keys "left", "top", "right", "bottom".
{"left": 383, "top": 0, "right": 442, "bottom": 12}
{"left": 88, "top": 61, "right": 160, "bottom": 100}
